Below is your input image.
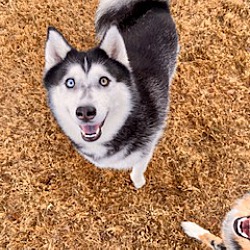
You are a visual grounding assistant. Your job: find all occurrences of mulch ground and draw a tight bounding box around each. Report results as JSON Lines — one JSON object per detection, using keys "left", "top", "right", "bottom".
{"left": 0, "top": 0, "right": 249, "bottom": 249}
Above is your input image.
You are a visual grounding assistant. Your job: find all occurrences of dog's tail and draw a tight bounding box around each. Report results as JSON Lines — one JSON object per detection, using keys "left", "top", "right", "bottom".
{"left": 181, "top": 221, "right": 227, "bottom": 250}
{"left": 95, "top": 0, "right": 170, "bottom": 38}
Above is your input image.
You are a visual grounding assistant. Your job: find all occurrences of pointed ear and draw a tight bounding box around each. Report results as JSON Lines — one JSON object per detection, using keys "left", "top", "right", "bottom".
{"left": 44, "top": 27, "right": 72, "bottom": 73}
{"left": 100, "top": 26, "right": 130, "bottom": 68}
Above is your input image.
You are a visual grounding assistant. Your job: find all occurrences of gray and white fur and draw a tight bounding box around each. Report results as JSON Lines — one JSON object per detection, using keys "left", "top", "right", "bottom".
{"left": 43, "top": 0, "right": 179, "bottom": 188}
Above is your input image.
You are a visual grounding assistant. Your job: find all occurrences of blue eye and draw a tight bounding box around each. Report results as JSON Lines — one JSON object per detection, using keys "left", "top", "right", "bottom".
{"left": 65, "top": 78, "right": 75, "bottom": 88}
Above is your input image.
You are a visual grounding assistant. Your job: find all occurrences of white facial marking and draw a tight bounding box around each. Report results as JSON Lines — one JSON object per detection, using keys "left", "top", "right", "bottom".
{"left": 84, "top": 57, "right": 89, "bottom": 72}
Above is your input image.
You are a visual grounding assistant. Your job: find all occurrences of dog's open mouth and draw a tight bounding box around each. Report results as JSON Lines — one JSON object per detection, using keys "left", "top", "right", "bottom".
{"left": 79, "top": 124, "right": 102, "bottom": 142}
{"left": 234, "top": 216, "right": 250, "bottom": 240}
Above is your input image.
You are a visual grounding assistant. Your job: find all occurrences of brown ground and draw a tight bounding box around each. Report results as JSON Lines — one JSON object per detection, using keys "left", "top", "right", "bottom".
{"left": 0, "top": 0, "right": 249, "bottom": 249}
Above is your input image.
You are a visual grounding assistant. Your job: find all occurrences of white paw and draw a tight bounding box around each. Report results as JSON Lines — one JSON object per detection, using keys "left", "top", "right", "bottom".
{"left": 181, "top": 221, "right": 209, "bottom": 240}
{"left": 130, "top": 173, "right": 146, "bottom": 189}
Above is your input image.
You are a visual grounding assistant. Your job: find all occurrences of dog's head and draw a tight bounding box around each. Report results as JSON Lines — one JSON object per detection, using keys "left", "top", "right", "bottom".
{"left": 222, "top": 193, "right": 250, "bottom": 249}
{"left": 43, "top": 26, "right": 135, "bottom": 144}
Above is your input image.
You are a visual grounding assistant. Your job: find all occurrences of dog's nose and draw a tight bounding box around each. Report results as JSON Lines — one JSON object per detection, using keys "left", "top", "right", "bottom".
{"left": 76, "top": 106, "right": 97, "bottom": 121}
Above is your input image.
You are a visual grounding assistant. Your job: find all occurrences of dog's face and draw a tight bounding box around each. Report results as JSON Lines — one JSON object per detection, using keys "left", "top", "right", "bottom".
{"left": 222, "top": 193, "right": 250, "bottom": 249}
{"left": 44, "top": 27, "right": 134, "bottom": 144}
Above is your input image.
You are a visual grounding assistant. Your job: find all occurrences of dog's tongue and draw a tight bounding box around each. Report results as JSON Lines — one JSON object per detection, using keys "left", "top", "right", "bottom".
{"left": 79, "top": 124, "right": 101, "bottom": 142}
{"left": 80, "top": 124, "right": 99, "bottom": 135}
{"left": 241, "top": 218, "right": 250, "bottom": 238}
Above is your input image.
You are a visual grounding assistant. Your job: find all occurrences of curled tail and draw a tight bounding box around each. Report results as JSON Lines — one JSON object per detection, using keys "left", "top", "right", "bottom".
{"left": 95, "top": 0, "right": 170, "bottom": 38}
{"left": 181, "top": 221, "right": 226, "bottom": 250}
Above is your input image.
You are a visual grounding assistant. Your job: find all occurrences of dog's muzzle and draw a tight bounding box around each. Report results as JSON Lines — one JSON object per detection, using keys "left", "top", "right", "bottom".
{"left": 76, "top": 106, "right": 106, "bottom": 142}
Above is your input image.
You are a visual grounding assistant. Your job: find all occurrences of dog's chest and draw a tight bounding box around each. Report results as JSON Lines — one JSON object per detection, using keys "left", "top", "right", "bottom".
{"left": 78, "top": 143, "right": 142, "bottom": 170}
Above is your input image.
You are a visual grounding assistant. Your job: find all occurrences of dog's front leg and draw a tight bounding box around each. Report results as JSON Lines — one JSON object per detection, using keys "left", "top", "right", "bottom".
{"left": 130, "top": 151, "right": 153, "bottom": 189}
{"left": 181, "top": 222, "right": 226, "bottom": 250}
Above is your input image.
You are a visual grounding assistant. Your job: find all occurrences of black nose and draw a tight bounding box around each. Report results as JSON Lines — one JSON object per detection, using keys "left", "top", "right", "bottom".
{"left": 76, "top": 106, "right": 97, "bottom": 121}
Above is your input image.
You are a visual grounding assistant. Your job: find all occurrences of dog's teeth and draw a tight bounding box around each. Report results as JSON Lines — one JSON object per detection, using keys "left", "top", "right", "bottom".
{"left": 82, "top": 127, "right": 100, "bottom": 138}
{"left": 237, "top": 217, "right": 250, "bottom": 238}
{"left": 242, "top": 232, "right": 248, "bottom": 238}
{"left": 85, "top": 134, "right": 97, "bottom": 138}
{"left": 96, "top": 127, "right": 100, "bottom": 135}
{"left": 238, "top": 218, "right": 243, "bottom": 234}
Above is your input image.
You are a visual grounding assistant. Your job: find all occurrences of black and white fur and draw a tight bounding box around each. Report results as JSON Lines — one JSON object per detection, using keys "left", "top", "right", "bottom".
{"left": 43, "top": 0, "right": 179, "bottom": 188}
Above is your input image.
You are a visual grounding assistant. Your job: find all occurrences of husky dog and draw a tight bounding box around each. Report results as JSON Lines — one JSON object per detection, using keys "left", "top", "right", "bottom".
{"left": 182, "top": 193, "right": 250, "bottom": 249}
{"left": 43, "top": 0, "right": 178, "bottom": 188}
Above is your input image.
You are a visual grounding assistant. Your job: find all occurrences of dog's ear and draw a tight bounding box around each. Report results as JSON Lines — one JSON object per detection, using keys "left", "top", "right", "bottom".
{"left": 100, "top": 26, "right": 130, "bottom": 68}
{"left": 44, "top": 27, "right": 72, "bottom": 73}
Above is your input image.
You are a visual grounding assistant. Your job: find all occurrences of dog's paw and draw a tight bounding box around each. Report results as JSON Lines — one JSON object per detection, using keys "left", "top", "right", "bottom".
{"left": 130, "top": 173, "right": 146, "bottom": 189}
{"left": 181, "top": 221, "right": 209, "bottom": 240}
{"left": 134, "top": 178, "right": 146, "bottom": 189}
